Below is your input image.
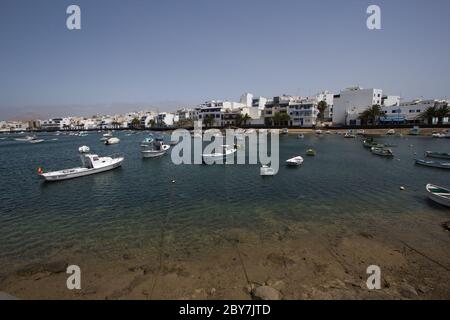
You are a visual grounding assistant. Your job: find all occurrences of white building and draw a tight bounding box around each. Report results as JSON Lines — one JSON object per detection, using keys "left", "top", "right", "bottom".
{"left": 381, "top": 99, "right": 448, "bottom": 124}
{"left": 240, "top": 93, "right": 253, "bottom": 107}
{"left": 264, "top": 95, "right": 319, "bottom": 127}
{"left": 332, "top": 87, "right": 383, "bottom": 125}
{"left": 156, "top": 112, "right": 178, "bottom": 126}
{"left": 316, "top": 91, "right": 334, "bottom": 120}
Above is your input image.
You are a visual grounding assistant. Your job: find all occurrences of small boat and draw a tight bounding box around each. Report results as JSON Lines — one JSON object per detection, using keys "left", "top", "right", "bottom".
{"left": 202, "top": 145, "right": 237, "bottom": 163}
{"left": 29, "top": 139, "right": 44, "bottom": 144}
{"left": 386, "top": 129, "right": 396, "bottom": 135}
{"left": 315, "top": 129, "right": 323, "bottom": 135}
{"left": 425, "top": 151, "right": 450, "bottom": 160}
{"left": 141, "top": 138, "right": 170, "bottom": 158}
{"left": 344, "top": 132, "right": 356, "bottom": 138}
{"left": 15, "top": 135, "right": 36, "bottom": 142}
{"left": 426, "top": 184, "right": 450, "bottom": 207}
{"left": 286, "top": 156, "right": 304, "bottom": 166}
{"left": 103, "top": 132, "right": 113, "bottom": 138}
{"left": 362, "top": 138, "right": 384, "bottom": 148}
{"left": 371, "top": 147, "right": 394, "bottom": 157}
{"left": 260, "top": 165, "right": 275, "bottom": 176}
{"left": 39, "top": 148, "right": 124, "bottom": 181}
{"left": 105, "top": 137, "right": 120, "bottom": 145}
{"left": 432, "top": 132, "right": 446, "bottom": 138}
{"left": 297, "top": 134, "right": 304, "bottom": 139}
{"left": 306, "top": 149, "right": 316, "bottom": 156}
{"left": 415, "top": 159, "right": 450, "bottom": 169}
{"left": 281, "top": 128, "right": 289, "bottom": 135}
{"left": 409, "top": 126, "right": 420, "bottom": 136}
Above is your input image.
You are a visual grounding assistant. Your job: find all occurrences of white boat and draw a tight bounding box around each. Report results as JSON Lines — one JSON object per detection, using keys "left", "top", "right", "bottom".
{"left": 426, "top": 184, "right": 450, "bottom": 207}
{"left": 103, "top": 132, "right": 113, "bottom": 137}
{"left": 344, "top": 132, "right": 356, "bottom": 138}
{"left": 202, "top": 145, "right": 237, "bottom": 163}
{"left": 29, "top": 139, "right": 44, "bottom": 144}
{"left": 286, "top": 156, "right": 304, "bottom": 166}
{"left": 281, "top": 128, "right": 289, "bottom": 135}
{"left": 415, "top": 159, "right": 450, "bottom": 169}
{"left": 140, "top": 136, "right": 155, "bottom": 147}
{"left": 371, "top": 147, "right": 394, "bottom": 157}
{"left": 297, "top": 134, "right": 304, "bottom": 139}
{"left": 15, "top": 135, "right": 36, "bottom": 142}
{"left": 141, "top": 138, "right": 170, "bottom": 158}
{"left": 315, "top": 129, "right": 323, "bottom": 135}
{"left": 432, "top": 132, "right": 446, "bottom": 138}
{"left": 105, "top": 137, "right": 120, "bottom": 145}
{"left": 386, "top": 129, "right": 396, "bottom": 135}
{"left": 39, "top": 148, "right": 124, "bottom": 181}
{"left": 260, "top": 165, "right": 275, "bottom": 176}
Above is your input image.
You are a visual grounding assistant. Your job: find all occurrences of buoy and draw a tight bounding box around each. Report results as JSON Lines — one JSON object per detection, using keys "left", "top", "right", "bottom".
{"left": 400, "top": 186, "right": 405, "bottom": 190}
{"left": 37, "top": 167, "right": 43, "bottom": 174}
{"left": 171, "top": 180, "right": 176, "bottom": 183}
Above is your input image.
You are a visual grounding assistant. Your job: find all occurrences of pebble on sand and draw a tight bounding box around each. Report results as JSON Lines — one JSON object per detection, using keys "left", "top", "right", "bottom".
{"left": 252, "top": 285, "right": 282, "bottom": 300}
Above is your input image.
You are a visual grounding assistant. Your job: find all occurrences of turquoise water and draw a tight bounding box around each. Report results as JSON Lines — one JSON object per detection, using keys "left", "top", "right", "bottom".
{"left": 0, "top": 132, "right": 449, "bottom": 273}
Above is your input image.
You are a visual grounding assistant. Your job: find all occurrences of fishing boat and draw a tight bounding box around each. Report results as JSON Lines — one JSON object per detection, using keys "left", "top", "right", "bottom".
{"left": 415, "top": 159, "right": 450, "bottom": 169}
{"left": 371, "top": 147, "right": 394, "bottom": 157}
{"left": 202, "top": 145, "right": 237, "bottom": 163}
{"left": 141, "top": 137, "right": 170, "bottom": 158}
{"left": 425, "top": 151, "right": 450, "bottom": 159}
{"left": 286, "top": 156, "right": 304, "bottom": 166}
{"left": 260, "top": 165, "right": 275, "bottom": 176}
{"left": 38, "top": 147, "right": 124, "bottom": 181}
{"left": 104, "top": 137, "right": 120, "bottom": 145}
{"left": 426, "top": 184, "right": 450, "bottom": 207}
{"left": 306, "top": 149, "right": 316, "bottom": 156}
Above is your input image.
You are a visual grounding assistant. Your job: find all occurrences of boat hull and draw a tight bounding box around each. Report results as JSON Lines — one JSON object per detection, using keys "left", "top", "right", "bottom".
{"left": 425, "top": 152, "right": 450, "bottom": 160}
{"left": 416, "top": 159, "right": 450, "bottom": 169}
{"left": 40, "top": 159, "right": 123, "bottom": 181}
{"left": 426, "top": 184, "right": 450, "bottom": 207}
{"left": 142, "top": 150, "right": 166, "bottom": 158}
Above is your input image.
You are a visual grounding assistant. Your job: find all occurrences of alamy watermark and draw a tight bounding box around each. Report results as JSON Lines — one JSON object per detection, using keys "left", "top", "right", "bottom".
{"left": 169, "top": 121, "right": 280, "bottom": 174}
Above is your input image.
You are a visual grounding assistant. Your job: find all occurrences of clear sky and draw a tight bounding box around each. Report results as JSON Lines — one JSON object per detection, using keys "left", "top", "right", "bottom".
{"left": 1, "top": 0, "right": 449, "bottom": 120}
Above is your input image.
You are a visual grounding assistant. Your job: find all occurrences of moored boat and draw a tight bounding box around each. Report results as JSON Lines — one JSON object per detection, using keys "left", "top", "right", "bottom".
{"left": 425, "top": 151, "right": 450, "bottom": 159}
{"left": 38, "top": 147, "right": 124, "bottom": 181}
{"left": 105, "top": 137, "right": 120, "bottom": 145}
{"left": 344, "top": 132, "right": 356, "bottom": 138}
{"left": 260, "top": 165, "right": 275, "bottom": 176}
{"left": 281, "top": 128, "right": 289, "bottom": 135}
{"left": 306, "top": 149, "right": 316, "bottom": 156}
{"left": 415, "top": 159, "right": 450, "bottom": 169}
{"left": 202, "top": 145, "right": 237, "bottom": 163}
{"left": 29, "top": 139, "right": 44, "bottom": 144}
{"left": 371, "top": 147, "right": 394, "bottom": 157}
{"left": 141, "top": 137, "right": 170, "bottom": 158}
{"left": 426, "top": 184, "right": 450, "bottom": 207}
{"left": 286, "top": 156, "right": 304, "bottom": 166}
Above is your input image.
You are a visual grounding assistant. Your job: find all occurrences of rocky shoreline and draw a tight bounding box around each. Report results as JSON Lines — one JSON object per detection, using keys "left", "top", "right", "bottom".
{"left": 1, "top": 220, "right": 449, "bottom": 300}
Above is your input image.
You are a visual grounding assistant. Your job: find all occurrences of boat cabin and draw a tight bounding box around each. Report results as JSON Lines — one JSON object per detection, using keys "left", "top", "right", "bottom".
{"left": 81, "top": 154, "right": 110, "bottom": 169}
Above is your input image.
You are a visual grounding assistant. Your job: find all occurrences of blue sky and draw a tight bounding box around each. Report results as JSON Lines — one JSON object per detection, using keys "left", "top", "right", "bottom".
{"left": 1, "top": 0, "right": 449, "bottom": 119}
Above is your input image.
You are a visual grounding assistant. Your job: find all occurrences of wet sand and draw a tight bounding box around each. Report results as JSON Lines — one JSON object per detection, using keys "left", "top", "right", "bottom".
{"left": 1, "top": 218, "right": 449, "bottom": 300}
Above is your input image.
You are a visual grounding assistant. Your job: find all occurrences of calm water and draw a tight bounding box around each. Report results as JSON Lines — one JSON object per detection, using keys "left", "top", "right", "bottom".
{"left": 0, "top": 132, "right": 449, "bottom": 273}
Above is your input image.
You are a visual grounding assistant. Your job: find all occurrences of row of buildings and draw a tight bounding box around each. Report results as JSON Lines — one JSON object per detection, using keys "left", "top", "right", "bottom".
{"left": 1, "top": 87, "right": 448, "bottom": 131}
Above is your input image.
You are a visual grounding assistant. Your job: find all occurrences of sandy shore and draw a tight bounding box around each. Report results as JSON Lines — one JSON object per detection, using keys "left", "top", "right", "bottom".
{"left": 1, "top": 218, "right": 449, "bottom": 300}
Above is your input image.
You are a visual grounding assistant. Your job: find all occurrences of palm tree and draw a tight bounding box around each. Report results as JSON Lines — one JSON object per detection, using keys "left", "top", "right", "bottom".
{"left": 131, "top": 117, "right": 141, "bottom": 129}
{"left": 203, "top": 115, "right": 215, "bottom": 128}
{"left": 317, "top": 101, "right": 328, "bottom": 121}
{"left": 437, "top": 104, "right": 450, "bottom": 124}
{"left": 242, "top": 114, "right": 251, "bottom": 126}
{"left": 418, "top": 106, "right": 438, "bottom": 124}
{"left": 359, "top": 105, "right": 382, "bottom": 125}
